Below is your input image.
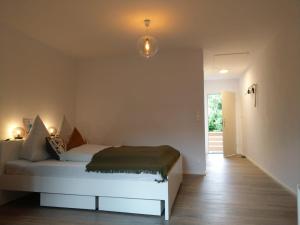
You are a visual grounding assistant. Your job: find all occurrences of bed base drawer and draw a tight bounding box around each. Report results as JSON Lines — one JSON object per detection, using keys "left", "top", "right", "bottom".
{"left": 40, "top": 193, "right": 96, "bottom": 210}
{"left": 98, "top": 196, "right": 164, "bottom": 216}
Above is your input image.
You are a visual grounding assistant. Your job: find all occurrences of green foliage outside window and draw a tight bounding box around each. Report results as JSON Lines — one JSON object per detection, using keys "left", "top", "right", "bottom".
{"left": 208, "top": 94, "right": 223, "bottom": 132}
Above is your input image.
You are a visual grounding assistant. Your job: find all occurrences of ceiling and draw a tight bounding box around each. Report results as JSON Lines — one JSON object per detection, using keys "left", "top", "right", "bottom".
{"left": 0, "top": 0, "right": 298, "bottom": 79}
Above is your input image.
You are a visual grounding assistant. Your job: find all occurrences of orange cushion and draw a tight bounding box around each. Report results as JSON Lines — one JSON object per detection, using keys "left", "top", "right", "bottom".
{"left": 67, "top": 128, "right": 87, "bottom": 150}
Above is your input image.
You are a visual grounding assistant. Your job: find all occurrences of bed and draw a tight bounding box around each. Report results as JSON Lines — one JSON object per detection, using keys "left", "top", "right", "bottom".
{"left": 0, "top": 140, "right": 182, "bottom": 220}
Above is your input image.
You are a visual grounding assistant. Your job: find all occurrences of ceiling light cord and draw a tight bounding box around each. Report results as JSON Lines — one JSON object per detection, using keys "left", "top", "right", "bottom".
{"left": 144, "top": 19, "right": 151, "bottom": 35}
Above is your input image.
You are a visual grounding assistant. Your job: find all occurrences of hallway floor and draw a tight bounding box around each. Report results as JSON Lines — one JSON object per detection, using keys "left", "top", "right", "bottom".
{"left": 0, "top": 154, "right": 297, "bottom": 225}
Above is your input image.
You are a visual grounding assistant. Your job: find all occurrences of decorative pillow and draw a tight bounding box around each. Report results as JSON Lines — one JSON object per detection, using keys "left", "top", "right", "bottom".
{"left": 45, "top": 136, "right": 66, "bottom": 160}
{"left": 20, "top": 115, "right": 50, "bottom": 161}
{"left": 67, "top": 128, "right": 87, "bottom": 150}
{"left": 59, "top": 116, "right": 73, "bottom": 146}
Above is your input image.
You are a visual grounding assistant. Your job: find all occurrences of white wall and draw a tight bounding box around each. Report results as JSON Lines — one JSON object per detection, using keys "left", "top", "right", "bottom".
{"left": 75, "top": 50, "right": 206, "bottom": 174}
{"left": 0, "top": 24, "right": 206, "bottom": 174}
{"left": 240, "top": 19, "right": 300, "bottom": 193}
{"left": 0, "top": 24, "right": 76, "bottom": 139}
{"left": 204, "top": 79, "right": 242, "bottom": 154}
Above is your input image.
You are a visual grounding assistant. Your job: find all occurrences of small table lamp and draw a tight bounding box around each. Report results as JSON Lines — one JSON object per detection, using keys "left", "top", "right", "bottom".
{"left": 12, "top": 127, "right": 25, "bottom": 139}
{"left": 48, "top": 127, "right": 57, "bottom": 137}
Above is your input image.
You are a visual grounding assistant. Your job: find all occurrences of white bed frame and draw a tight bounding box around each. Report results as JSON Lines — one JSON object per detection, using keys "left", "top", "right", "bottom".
{"left": 0, "top": 140, "right": 182, "bottom": 220}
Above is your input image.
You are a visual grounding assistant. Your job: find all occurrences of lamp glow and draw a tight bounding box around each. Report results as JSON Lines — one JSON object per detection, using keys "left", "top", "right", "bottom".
{"left": 219, "top": 69, "right": 229, "bottom": 74}
{"left": 12, "top": 127, "right": 25, "bottom": 139}
{"left": 48, "top": 127, "right": 57, "bottom": 136}
{"left": 144, "top": 38, "right": 150, "bottom": 52}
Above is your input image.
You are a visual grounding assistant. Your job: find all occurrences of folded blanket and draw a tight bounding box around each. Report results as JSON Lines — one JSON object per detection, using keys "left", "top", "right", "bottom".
{"left": 86, "top": 145, "right": 180, "bottom": 182}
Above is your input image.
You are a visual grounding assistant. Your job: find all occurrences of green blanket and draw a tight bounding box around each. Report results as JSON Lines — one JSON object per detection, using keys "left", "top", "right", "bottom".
{"left": 86, "top": 145, "right": 180, "bottom": 182}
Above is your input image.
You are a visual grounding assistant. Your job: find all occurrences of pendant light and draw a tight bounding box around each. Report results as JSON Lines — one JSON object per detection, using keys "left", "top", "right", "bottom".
{"left": 137, "top": 19, "right": 159, "bottom": 58}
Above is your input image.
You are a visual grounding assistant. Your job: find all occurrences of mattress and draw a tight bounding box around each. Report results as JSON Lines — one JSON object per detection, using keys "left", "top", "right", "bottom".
{"left": 60, "top": 144, "right": 109, "bottom": 162}
{"left": 5, "top": 160, "right": 162, "bottom": 181}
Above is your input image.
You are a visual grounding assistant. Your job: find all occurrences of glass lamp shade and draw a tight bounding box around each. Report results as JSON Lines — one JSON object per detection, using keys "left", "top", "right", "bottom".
{"left": 48, "top": 127, "right": 57, "bottom": 136}
{"left": 12, "top": 127, "right": 25, "bottom": 139}
{"left": 137, "top": 35, "right": 159, "bottom": 58}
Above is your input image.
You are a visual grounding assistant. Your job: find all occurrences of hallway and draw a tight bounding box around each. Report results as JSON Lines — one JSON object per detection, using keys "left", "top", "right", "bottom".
{"left": 0, "top": 155, "right": 297, "bottom": 225}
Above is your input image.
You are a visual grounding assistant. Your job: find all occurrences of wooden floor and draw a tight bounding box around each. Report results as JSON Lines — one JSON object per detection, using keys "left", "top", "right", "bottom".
{"left": 0, "top": 154, "right": 297, "bottom": 225}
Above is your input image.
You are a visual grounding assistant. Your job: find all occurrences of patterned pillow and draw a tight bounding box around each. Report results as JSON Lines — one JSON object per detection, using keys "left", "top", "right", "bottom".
{"left": 45, "top": 136, "right": 66, "bottom": 160}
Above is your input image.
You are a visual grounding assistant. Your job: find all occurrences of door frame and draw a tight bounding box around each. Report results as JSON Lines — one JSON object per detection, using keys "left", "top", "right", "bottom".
{"left": 205, "top": 92, "right": 223, "bottom": 155}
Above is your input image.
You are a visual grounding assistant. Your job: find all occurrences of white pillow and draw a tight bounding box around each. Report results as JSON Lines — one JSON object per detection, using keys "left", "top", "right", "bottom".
{"left": 59, "top": 116, "right": 73, "bottom": 145}
{"left": 20, "top": 115, "right": 50, "bottom": 161}
{"left": 60, "top": 144, "right": 109, "bottom": 162}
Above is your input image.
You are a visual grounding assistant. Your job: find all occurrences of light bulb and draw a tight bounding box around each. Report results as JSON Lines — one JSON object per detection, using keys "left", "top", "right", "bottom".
{"left": 48, "top": 127, "right": 57, "bottom": 136}
{"left": 144, "top": 39, "right": 150, "bottom": 52}
{"left": 137, "top": 36, "right": 158, "bottom": 58}
{"left": 12, "top": 127, "right": 25, "bottom": 139}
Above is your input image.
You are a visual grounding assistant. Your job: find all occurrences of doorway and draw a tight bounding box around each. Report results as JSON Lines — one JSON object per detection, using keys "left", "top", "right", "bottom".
{"left": 204, "top": 79, "right": 239, "bottom": 160}
{"left": 207, "top": 94, "right": 223, "bottom": 154}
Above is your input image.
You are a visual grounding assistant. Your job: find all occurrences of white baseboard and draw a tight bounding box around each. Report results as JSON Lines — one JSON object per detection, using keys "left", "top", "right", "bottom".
{"left": 245, "top": 154, "right": 296, "bottom": 196}
{"left": 184, "top": 172, "right": 206, "bottom": 176}
{"left": 297, "top": 185, "right": 299, "bottom": 225}
{"left": 184, "top": 166, "right": 206, "bottom": 175}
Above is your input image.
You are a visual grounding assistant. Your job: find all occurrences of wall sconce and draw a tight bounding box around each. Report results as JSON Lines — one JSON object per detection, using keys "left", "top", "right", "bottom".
{"left": 12, "top": 127, "right": 25, "bottom": 139}
{"left": 246, "top": 83, "right": 257, "bottom": 107}
{"left": 48, "top": 127, "right": 57, "bottom": 137}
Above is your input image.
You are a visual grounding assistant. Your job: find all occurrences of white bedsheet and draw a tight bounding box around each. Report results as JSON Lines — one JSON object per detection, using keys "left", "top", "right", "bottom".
{"left": 60, "top": 144, "right": 109, "bottom": 162}
{"left": 5, "top": 160, "right": 162, "bottom": 181}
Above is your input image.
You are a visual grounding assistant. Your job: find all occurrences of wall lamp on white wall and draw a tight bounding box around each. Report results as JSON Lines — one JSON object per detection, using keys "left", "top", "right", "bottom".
{"left": 246, "top": 83, "right": 257, "bottom": 107}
